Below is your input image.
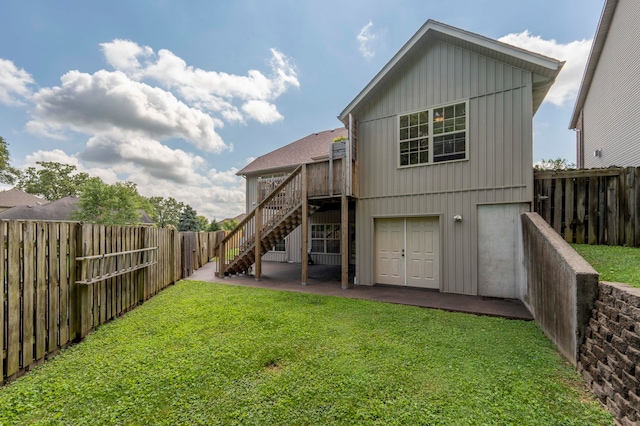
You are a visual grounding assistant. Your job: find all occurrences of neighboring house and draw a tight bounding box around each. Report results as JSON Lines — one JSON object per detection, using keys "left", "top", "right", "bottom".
{"left": 570, "top": 0, "right": 640, "bottom": 168}
{"left": 0, "top": 195, "right": 155, "bottom": 225}
{"left": 228, "top": 20, "right": 563, "bottom": 298}
{"left": 0, "top": 188, "right": 48, "bottom": 211}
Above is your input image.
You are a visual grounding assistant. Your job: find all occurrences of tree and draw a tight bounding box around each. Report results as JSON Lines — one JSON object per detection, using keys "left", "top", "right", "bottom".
{"left": 149, "top": 196, "right": 184, "bottom": 228}
{"left": 0, "top": 136, "right": 19, "bottom": 185}
{"left": 534, "top": 158, "right": 576, "bottom": 171}
{"left": 71, "top": 179, "right": 140, "bottom": 225}
{"left": 196, "top": 215, "right": 209, "bottom": 232}
{"left": 178, "top": 205, "right": 199, "bottom": 231}
{"left": 16, "top": 161, "right": 91, "bottom": 200}
{"left": 208, "top": 218, "right": 221, "bottom": 232}
{"left": 222, "top": 219, "right": 238, "bottom": 231}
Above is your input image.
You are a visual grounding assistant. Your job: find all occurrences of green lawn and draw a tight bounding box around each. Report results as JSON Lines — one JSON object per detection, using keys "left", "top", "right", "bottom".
{"left": 572, "top": 244, "right": 640, "bottom": 288}
{"left": 0, "top": 282, "right": 612, "bottom": 425}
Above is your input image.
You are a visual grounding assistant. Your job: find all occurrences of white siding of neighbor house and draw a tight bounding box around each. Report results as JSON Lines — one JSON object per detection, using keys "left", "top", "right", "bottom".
{"left": 582, "top": 0, "right": 640, "bottom": 168}
{"left": 353, "top": 39, "right": 534, "bottom": 295}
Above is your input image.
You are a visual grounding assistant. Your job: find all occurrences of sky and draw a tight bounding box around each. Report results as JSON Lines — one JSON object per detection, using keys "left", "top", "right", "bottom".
{"left": 0, "top": 0, "right": 605, "bottom": 220}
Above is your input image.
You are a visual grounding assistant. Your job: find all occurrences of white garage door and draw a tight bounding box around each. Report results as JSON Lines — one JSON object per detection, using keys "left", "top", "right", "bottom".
{"left": 375, "top": 217, "right": 440, "bottom": 289}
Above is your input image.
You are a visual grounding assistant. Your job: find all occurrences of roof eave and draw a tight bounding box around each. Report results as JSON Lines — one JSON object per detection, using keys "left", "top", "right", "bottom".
{"left": 569, "top": 0, "right": 618, "bottom": 129}
{"left": 339, "top": 19, "right": 564, "bottom": 123}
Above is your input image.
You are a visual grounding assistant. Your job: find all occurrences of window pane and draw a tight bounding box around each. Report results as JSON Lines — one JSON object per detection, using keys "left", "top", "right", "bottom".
{"left": 410, "top": 126, "right": 418, "bottom": 139}
{"left": 311, "top": 240, "right": 324, "bottom": 253}
{"left": 410, "top": 140, "right": 418, "bottom": 151}
{"left": 444, "top": 105, "right": 454, "bottom": 118}
{"left": 400, "top": 115, "right": 408, "bottom": 128}
{"left": 419, "top": 111, "right": 428, "bottom": 124}
{"left": 400, "top": 154, "right": 409, "bottom": 166}
{"left": 400, "top": 141, "right": 409, "bottom": 153}
{"left": 419, "top": 138, "right": 428, "bottom": 149}
{"left": 455, "top": 117, "right": 465, "bottom": 131}
{"left": 419, "top": 151, "right": 428, "bottom": 163}
{"left": 326, "top": 240, "right": 340, "bottom": 254}
{"left": 410, "top": 152, "right": 418, "bottom": 164}
{"left": 433, "top": 108, "right": 444, "bottom": 124}
{"left": 400, "top": 128, "right": 408, "bottom": 140}
{"left": 433, "top": 122, "right": 443, "bottom": 134}
{"left": 455, "top": 103, "right": 466, "bottom": 117}
{"left": 410, "top": 113, "right": 419, "bottom": 126}
{"left": 419, "top": 124, "right": 428, "bottom": 136}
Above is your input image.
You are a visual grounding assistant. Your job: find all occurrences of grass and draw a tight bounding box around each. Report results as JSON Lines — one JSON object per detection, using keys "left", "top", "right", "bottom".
{"left": 0, "top": 281, "right": 613, "bottom": 425}
{"left": 572, "top": 244, "right": 640, "bottom": 288}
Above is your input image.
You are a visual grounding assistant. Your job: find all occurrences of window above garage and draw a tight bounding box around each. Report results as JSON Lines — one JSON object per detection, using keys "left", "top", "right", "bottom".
{"left": 398, "top": 100, "right": 468, "bottom": 167}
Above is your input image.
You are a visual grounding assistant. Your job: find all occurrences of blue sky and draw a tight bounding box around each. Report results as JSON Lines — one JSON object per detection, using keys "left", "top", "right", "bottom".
{"left": 0, "top": 0, "right": 604, "bottom": 219}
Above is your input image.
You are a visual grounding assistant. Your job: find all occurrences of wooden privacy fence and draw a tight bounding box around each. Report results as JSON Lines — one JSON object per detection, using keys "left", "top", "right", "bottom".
{"left": 534, "top": 167, "right": 640, "bottom": 247}
{"left": 0, "top": 221, "right": 224, "bottom": 384}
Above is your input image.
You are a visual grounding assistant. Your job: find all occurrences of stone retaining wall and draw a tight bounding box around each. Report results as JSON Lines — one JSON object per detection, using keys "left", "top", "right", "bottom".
{"left": 579, "top": 282, "right": 640, "bottom": 425}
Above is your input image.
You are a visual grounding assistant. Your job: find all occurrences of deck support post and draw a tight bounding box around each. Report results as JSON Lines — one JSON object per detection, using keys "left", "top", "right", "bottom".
{"left": 341, "top": 193, "right": 350, "bottom": 289}
{"left": 255, "top": 204, "right": 262, "bottom": 281}
{"left": 301, "top": 164, "right": 309, "bottom": 285}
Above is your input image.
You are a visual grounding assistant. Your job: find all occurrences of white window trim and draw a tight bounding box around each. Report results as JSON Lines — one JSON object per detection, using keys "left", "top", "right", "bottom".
{"left": 397, "top": 100, "right": 469, "bottom": 169}
{"left": 311, "top": 223, "right": 341, "bottom": 254}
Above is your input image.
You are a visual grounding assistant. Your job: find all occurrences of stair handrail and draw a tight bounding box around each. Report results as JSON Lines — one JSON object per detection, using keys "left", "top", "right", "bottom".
{"left": 217, "top": 165, "right": 303, "bottom": 276}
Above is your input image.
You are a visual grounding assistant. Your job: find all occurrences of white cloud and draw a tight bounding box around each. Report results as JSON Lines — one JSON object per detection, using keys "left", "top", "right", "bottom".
{"left": 80, "top": 132, "right": 208, "bottom": 185}
{"left": 499, "top": 31, "right": 593, "bottom": 107}
{"left": 241, "top": 100, "right": 284, "bottom": 124}
{"left": 29, "top": 69, "right": 226, "bottom": 152}
{"left": 100, "top": 40, "right": 299, "bottom": 123}
{"left": 357, "top": 21, "right": 377, "bottom": 60}
{"left": 0, "top": 58, "right": 34, "bottom": 105}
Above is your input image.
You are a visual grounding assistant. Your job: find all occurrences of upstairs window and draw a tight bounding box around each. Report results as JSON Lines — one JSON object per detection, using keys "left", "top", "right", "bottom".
{"left": 398, "top": 100, "right": 468, "bottom": 167}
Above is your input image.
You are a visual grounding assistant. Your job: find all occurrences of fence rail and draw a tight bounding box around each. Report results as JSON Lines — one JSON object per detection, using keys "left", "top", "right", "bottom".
{"left": 533, "top": 167, "right": 640, "bottom": 247}
{"left": 0, "top": 221, "right": 226, "bottom": 384}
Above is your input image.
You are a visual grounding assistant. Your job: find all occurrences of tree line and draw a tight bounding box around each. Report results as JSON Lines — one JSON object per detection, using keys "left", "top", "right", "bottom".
{"left": 0, "top": 136, "right": 237, "bottom": 230}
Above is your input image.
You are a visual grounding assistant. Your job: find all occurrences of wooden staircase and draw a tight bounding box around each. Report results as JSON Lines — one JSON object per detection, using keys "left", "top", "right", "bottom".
{"left": 216, "top": 166, "right": 318, "bottom": 276}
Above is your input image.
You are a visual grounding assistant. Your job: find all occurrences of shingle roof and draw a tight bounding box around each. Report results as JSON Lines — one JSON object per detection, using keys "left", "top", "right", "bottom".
{"left": 0, "top": 188, "right": 48, "bottom": 209}
{"left": 0, "top": 195, "right": 79, "bottom": 220}
{"left": 0, "top": 195, "right": 155, "bottom": 224}
{"left": 237, "top": 127, "right": 347, "bottom": 176}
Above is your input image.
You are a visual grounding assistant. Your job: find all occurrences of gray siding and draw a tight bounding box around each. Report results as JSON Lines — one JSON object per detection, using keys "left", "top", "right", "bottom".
{"left": 353, "top": 40, "right": 535, "bottom": 294}
{"left": 583, "top": 0, "right": 640, "bottom": 168}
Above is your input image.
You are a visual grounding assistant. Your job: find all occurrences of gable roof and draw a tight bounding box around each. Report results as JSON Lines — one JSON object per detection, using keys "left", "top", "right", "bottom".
{"left": 237, "top": 127, "right": 347, "bottom": 176}
{"left": 569, "top": 0, "right": 618, "bottom": 129}
{"left": 339, "top": 19, "right": 564, "bottom": 123}
{"left": 0, "top": 188, "right": 48, "bottom": 209}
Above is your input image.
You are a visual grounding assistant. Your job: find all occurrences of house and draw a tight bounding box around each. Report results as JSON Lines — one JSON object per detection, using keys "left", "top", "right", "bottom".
{"left": 237, "top": 128, "right": 350, "bottom": 264}
{"left": 0, "top": 195, "right": 155, "bottom": 225}
{"left": 570, "top": 0, "right": 640, "bottom": 168}
{"left": 222, "top": 19, "right": 563, "bottom": 298}
{"left": 0, "top": 188, "right": 48, "bottom": 211}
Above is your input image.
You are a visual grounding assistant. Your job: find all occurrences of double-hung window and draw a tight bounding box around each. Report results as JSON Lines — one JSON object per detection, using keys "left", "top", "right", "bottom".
{"left": 399, "top": 100, "right": 468, "bottom": 167}
{"left": 311, "top": 224, "right": 340, "bottom": 254}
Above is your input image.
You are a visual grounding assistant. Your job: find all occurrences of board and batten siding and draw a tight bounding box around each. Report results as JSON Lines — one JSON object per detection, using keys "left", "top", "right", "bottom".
{"left": 582, "top": 0, "right": 640, "bottom": 168}
{"left": 353, "top": 40, "right": 534, "bottom": 294}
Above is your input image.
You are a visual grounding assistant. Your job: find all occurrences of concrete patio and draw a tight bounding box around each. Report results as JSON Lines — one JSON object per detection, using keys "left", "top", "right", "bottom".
{"left": 185, "top": 261, "right": 533, "bottom": 320}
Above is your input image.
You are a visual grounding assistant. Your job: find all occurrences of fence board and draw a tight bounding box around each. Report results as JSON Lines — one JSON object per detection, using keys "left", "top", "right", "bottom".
{"left": 534, "top": 167, "right": 640, "bottom": 247}
{"left": 588, "top": 176, "right": 598, "bottom": 244}
{"left": 59, "top": 224, "right": 69, "bottom": 347}
{"left": 23, "top": 222, "right": 35, "bottom": 368}
{"left": 7, "top": 221, "right": 21, "bottom": 377}
{"left": 0, "top": 223, "right": 4, "bottom": 380}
